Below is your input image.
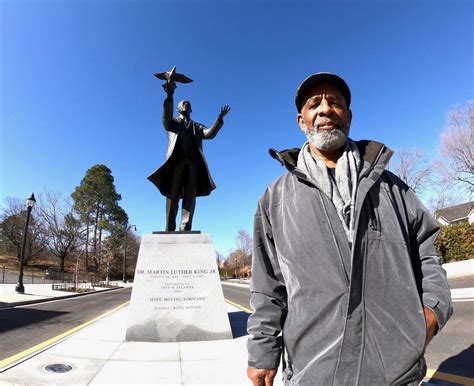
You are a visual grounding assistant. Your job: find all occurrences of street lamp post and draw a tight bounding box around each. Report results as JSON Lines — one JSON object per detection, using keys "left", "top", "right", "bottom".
{"left": 123, "top": 224, "right": 136, "bottom": 283}
{"left": 15, "top": 193, "right": 36, "bottom": 294}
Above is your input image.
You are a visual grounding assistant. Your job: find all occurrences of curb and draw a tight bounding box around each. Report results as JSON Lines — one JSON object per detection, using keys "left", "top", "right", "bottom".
{"left": 0, "top": 286, "right": 126, "bottom": 309}
{"left": 221, "top": 281, "right": 251, "bottom": 289}
{"left": 443, "top": 259, "right": 474, "bottom": 279}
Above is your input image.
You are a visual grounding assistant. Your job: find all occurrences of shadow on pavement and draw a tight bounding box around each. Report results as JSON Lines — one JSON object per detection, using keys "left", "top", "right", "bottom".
{"left": 0, "top": 307, "right": 68, "bottom": 333}
{"left": 431, "top": 344, "right": 474, "bottom": 383}
{"left": 228, "top": 310, "right": 249, "bottom": 338}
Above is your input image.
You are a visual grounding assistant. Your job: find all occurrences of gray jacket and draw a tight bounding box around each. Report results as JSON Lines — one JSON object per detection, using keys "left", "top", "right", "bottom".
{"left": 247, "top": 140, "right": 452, "bottom": 385}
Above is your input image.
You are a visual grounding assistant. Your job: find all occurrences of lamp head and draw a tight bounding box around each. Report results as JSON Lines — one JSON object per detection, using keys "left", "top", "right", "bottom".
{"left": 27, "top": 193, "right": 36, "bottom": 208}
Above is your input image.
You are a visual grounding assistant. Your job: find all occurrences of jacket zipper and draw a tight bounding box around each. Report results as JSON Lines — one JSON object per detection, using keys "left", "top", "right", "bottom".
{"left": 288, "top": 166, "right": 351, "bottom": 286}
{"left": 285, "top": 146, "right": 387, "bottom": 287}
{"left": 350, "top": 145, "right": 387, "bottom": 251}
{"left": 317, "top": 190, "right": 350, "bottom": 285}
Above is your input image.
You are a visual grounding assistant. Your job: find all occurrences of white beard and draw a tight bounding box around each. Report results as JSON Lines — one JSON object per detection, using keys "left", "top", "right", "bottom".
{"left": 303, "top": 121, "right": 350, "bottom": 151}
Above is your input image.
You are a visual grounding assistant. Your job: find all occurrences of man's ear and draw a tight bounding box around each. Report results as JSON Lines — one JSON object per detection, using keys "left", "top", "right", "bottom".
{"left": 297, "top": 113, "right": 306, "bottom": 132}
{"left": 347, "top": 109, "right": 352, "bottom": 126}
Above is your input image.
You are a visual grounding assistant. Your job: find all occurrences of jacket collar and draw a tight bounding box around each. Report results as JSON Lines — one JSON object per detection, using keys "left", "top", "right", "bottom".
{"left": 269, "top": 140, "right": 393, "bottom": 181}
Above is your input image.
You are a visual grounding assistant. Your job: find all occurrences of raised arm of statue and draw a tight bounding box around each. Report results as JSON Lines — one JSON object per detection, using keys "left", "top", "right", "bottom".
{"left": 162, "top": 82, "right": 176, "bottom": 131}
{"left": 202, "top": 105, "right": 231, "bottom": 139}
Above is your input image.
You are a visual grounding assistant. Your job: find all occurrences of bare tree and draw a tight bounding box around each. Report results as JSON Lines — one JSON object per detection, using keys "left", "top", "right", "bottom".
{"left": 71, "top": 249, "right": 89, "bottom": 288}
{"left": 100, "top": 250, "right": 116, "bottom": 285}
{"left": 0, "top": 197, "right": 47, "bottom": 265}
{"left": 425, "top": 101, "right": 474, "bottom": 211}
{"left": 426, "top": 178, "right": 466, "bottom": 213}
{"left": 216, "top": 251, "right": 224, "bottom": 267}
{"left": 98, "top": 225, "right": 139, "bottom": 281}
{"left": 227, "top": 250, "right": 243, "bottom": 277}
{"left": 236, "top": 228, "right": 252, "bottom": 265}
{"left": 438, "top": 101, "right": 474, "bottom": 191}
{"left": 38, "top": 192, "right": 82, "bottom": 272}
{"left": 390, "top": 148, "right": 432, "bottom": 193}
{"left": 227, "top": 228, "right": 253, "bottom": 277}
{"left": 215, "top": 251, "right": 225, "bottom": 277}
{"left": 125, "top": 233, "right": 140, "bottom": 279}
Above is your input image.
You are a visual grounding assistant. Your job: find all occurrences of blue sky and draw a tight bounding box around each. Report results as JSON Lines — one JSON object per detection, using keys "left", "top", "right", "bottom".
{"left": 1, "top": 0, "right": 472, "bottom": 256}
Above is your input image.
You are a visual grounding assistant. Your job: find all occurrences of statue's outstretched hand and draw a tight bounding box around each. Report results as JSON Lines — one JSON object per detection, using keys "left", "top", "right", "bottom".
{"left": 162, "top": 81, "right": 176, "bottom": 96}
{"left": 219, "top": 105, "right": 231, "bottom": 120}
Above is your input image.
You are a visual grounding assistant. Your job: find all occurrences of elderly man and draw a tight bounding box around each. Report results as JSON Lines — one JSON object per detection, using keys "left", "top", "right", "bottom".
{"left": 247, "top": 73, "right": 452, "bottom": 386}
{"left": 148, "top": 81, "right": 230, "bottom": 231}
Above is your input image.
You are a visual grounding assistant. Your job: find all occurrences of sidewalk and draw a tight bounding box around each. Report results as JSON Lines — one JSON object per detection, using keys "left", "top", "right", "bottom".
{"left": 0, "top": 281, "right": 132, "bottom": 309}
{"left": 442, "top": 259, "right": 474, "bottom": 278}
{"left": 0, "top": 301, "right": 279, "bottom": 385}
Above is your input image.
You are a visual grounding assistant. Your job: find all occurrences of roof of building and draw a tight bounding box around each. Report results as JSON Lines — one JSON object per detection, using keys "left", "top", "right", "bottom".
{"left": 436, "top": 201, "right": 474, "bottom": 223}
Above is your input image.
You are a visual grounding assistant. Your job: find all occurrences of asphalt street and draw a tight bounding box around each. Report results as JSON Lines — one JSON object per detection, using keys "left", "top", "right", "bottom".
{"left": 222, "top": 283, "right": 252, "bottom": 310}
{"left": 425, "top": 301, "right": 474, "bottom": 379}
{"left": 448, "top": 275, "right": 474, "bottom": 289}
{"left": 0, "top": 287, "right": 132, "bottom": 360}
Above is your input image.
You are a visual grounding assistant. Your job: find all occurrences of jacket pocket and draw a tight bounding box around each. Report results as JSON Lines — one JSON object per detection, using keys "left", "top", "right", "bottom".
{"left": 391, "top": 356, "right": 426, "bottom": 385}
{"left": 367, "top": 196, "right": 380, "bottom": 232}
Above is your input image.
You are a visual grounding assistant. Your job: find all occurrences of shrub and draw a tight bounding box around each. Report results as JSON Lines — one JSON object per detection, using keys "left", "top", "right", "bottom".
{"left": 435, "top": 223, "right": 474, "bottom": 264}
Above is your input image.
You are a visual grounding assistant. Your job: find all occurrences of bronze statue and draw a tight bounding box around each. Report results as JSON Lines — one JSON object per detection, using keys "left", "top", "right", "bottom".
{"left": 148, "top": 67, "right": 230, "bottom": 231}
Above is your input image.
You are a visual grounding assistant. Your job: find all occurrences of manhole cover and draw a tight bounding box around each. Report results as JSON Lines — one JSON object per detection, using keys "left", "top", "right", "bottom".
{"left": 44, "top": 363, "right": 73, "bottom": 373}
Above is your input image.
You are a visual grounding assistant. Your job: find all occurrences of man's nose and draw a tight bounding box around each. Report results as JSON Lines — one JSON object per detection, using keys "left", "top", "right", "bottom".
{"left": 317, "top": 98, "right": 332, "bottom": 116}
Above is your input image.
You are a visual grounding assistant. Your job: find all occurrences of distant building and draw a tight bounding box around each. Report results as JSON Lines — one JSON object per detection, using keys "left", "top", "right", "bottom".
{"left": 435, "top": 201, "right": 474, "bottom": 226}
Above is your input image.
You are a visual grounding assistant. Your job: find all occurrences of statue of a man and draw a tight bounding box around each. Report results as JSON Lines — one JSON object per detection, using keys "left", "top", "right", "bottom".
{"left": 148, "top": 80, "right": 230, "bottom": 231}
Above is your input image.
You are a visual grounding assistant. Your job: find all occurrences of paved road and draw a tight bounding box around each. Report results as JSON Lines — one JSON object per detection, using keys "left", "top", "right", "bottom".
{"left": 424, "top": 301, "right": 474, "bottom": 379}
{"left": 448, "top": 275, "right": 474, "bottom": 289}
{"left": 222, "top": 283, "right": 252, "bottom": 310}
{"left": 0, "top": 287, "right": 132, "bottom": 361}
{"left": 222, "top": 281, "right": 473, "bottom": 382}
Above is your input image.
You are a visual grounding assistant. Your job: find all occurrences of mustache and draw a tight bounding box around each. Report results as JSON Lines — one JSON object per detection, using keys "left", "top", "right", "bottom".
{"left": 313, "top": 118, "right": 343, "bottom": 130}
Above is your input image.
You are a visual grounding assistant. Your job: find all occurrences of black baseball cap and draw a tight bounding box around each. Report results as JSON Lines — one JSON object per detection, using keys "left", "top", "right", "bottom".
{"left": 295, "top": 72, "right": 351, "bottom": 112}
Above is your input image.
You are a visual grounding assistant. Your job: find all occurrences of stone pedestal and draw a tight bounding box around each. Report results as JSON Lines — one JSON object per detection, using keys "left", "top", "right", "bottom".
{"left": 126, "top": 233, "right": 232, "bottom": 342}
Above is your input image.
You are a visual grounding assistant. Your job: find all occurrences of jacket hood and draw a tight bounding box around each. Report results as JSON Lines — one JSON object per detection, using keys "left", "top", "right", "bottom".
{"left": 268, "top": 140, "right": 393, "bottom": 176}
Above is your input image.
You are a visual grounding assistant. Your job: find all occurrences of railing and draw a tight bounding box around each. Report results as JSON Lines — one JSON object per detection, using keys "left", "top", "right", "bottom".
{"left": 1, "top": 265, "right": 49, "bottom": 284}
{"left": 1, "top": 266, "right": 99, "bottom": 285}
{"left": 95, "top": 281, "right": 120, "bottom": 288}
{"left": 52, "top": 282, "right": 94, "bottom": 292}
{"left": 52, "top": 283, "right": 76, "bottom": 291}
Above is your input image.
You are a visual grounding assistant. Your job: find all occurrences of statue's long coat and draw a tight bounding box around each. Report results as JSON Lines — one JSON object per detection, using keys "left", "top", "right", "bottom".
{"left": 147, "top": 97, "right": 223, "bottom": 199}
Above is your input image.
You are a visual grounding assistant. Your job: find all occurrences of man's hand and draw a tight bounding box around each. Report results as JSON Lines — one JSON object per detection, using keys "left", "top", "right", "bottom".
{"left": 218, "top": 105, "right": 231, "bottom": 120}
{"left": 162, "top": 81, "right": 176, "bottom": 96}
{"left": 424, "top": 306, "right": 438, "bottom": 348}
{"left": 247, "top": 367, "right": 277, "bottom": 386}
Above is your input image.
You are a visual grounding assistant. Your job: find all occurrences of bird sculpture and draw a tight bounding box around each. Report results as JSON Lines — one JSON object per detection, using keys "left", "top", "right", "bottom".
{"left": 154, "top": 66, "right": 193, "bottom": 85}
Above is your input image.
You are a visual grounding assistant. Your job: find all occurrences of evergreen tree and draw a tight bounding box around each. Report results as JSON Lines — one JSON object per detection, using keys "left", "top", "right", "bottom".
{"left": 71, "top": 165, "right": 128, "bottom": 269}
